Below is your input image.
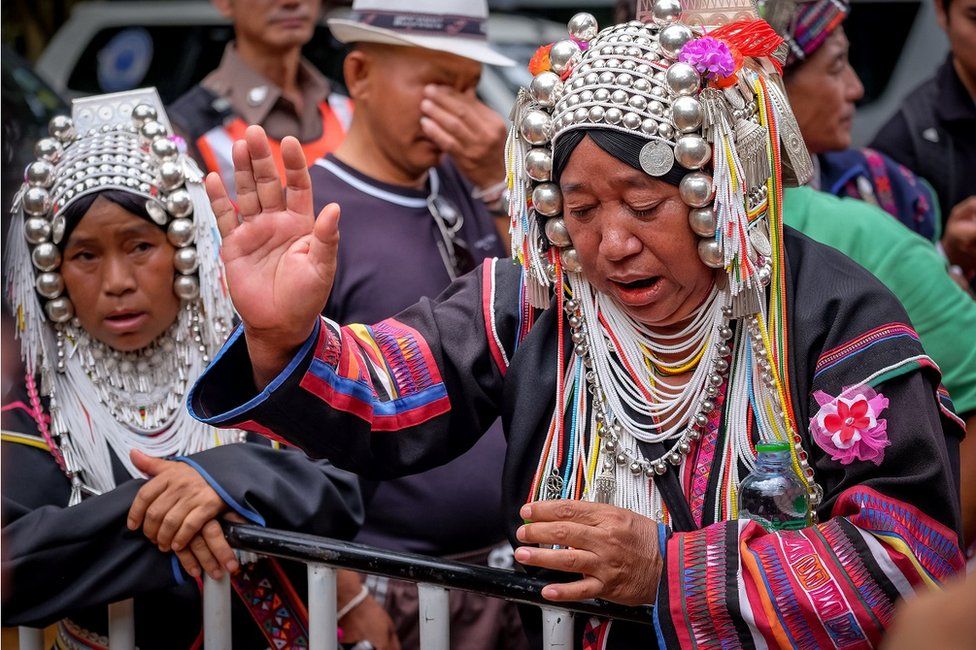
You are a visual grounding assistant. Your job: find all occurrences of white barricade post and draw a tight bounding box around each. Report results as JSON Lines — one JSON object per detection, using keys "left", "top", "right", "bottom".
{"left": 541, "top": 606, "right": 574, "bottom": 650}
{"left": 108, "top": 598, "right": 135, "bottom": 650}
{"left": 417, "top": 583, "right": 450, "bottom": 650}
{"left": 307, "top": 563, "right": 338, "bottom": 650}
{"left": 18, "top": 627, "right": 44, "bottom": 650}
{"left": 203, "top": 572, "right": 232, "bottom": 649}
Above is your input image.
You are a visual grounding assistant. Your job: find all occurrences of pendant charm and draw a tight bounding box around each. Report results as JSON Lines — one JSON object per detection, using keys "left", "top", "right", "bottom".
{"left": 593, "top": 470, "right": 616, "bottom": 504}
{"left": 544, "top": 470, "right": 565, "bottom": 501}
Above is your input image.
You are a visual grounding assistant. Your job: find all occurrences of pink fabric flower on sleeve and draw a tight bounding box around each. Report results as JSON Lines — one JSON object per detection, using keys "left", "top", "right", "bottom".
{"left": 809, "top": 386, "right": 890, "bottom": 465}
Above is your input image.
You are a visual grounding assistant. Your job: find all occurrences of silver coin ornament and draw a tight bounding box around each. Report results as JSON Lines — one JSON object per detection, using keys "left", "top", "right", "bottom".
{"left": 674, "top": 135, "right": 711, "bottom": 169}
{"left": 568, "top": 12, "right": 599, "bottom": 41}
{"left": 35, "top": 272, "right": 65, "bottom": 299}
{"left": 165, "top": 189, "right": 194, "bottom": 218}
{"left": 639, "top": 140, "right": 676, "bottom": 176}
{"left": 549, "top": 40, "right": 581, "bottom": 75}
{"left": 173, "top": 246, "right": 199, "bottom": 274}
{"left": 48, "top": 115, "right": 75, "bottom": 142}
{"left": 545, "top": 217, "right": 572, "bottom": 247}
{"left": 524, "top": 148, "right": 553, "bottom": 182}
{"left": 530, "top": 71, "right": 563, "bottom": 107}
{"left": 167, "top": 218, "right": 195, "bottom": 248}
{"left": 532, "top": 183, "right": 563, "bottom": 217}
{"left": 26, "top": 160, "right": 55, "bottom": 188}
{"left": 679, "top": 172, "right": 714, "bottom": 207}
{"left": 51, "top": 215, "right": 66, "bottom": 245}
{"left": 158, "top": 160, "right": 185, "bottom": 191}
{"left": 561, "top": 247, "right": 583, "bottom": 273}
{"left": 32, "top": 242, "right": 61, "bottom": 272}
{"left": 131, "top": 104, "right": 158, "bottom": 126}
{"left": 24, "top": 217, "right": 52, "bottom": 245}
{"left": 688, "top": 206, "right": 717, "bottom": 237}
{"left": 173, "top": 275, "right": 200, "bottom": 301}
{"left": 666, "top": 62, "right": 701, "bottom": 96}
{"left": 45, "top": 297, "right": 74, "bottom": 324}
{"left": 140, "top": 121, "right": 167, "bottom": 141}
{"left": 151, "top": 137, "right": 179, "bottom": 161}
{"left": 652, "top": 0, "right": 683, "bottom": 25}
{"left": 672, "top": 96, "right": 704, "bottom": 132}
{"left": 659, "top": 24, "right": 693, "bottom": 59}
{"left": 146, "top": 199, "right": 169, "bottom": 225}
{"left": 520, "top": 110, "right": 552, "bottom": 145}
{"left": 23, "top": 187, "right": 52, "bottom": 216}
{"left": 34, "top": 138, "right": 63, "bottom": 163}
{"left": 698, "top": 239, "right": 724, "bottom": 268}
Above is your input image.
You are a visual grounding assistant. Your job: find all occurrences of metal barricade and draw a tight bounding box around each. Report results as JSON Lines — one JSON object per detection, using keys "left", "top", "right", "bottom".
{"left": 20, "top": 524, "right": 654, "bottom": 649}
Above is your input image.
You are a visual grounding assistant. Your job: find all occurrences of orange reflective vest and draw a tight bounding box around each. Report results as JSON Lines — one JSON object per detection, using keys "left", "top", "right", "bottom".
{"left": 195, "top": 94, "right": 353, "bottom": 198}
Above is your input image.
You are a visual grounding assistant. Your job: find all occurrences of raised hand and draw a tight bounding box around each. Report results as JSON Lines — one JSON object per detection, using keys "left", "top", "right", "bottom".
{"left": 206, "top": 125, "right": 340, "bottom": 387}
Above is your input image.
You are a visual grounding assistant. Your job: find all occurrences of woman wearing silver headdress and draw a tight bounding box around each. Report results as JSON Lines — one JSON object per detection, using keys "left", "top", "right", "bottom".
{"left": 190, "top": 2, "right": 964, "bottom": 646}
{"left": 1, "top": 89, "right": 362, "bottom": 648}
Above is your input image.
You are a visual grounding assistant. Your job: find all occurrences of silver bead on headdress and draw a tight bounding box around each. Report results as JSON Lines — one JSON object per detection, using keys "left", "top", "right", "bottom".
{"left": 4, "top": 88, "right": 239, "bottom": 505}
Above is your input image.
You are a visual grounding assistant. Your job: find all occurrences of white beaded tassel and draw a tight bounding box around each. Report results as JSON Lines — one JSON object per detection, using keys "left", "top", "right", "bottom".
{"left": 4, "top": 190, "right": 51, "bottom": 377}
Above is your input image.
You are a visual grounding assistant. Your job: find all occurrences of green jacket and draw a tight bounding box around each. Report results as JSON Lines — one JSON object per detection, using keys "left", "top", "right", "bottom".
{"left": 784, "top": 186, "right": 976, "bottom": 416}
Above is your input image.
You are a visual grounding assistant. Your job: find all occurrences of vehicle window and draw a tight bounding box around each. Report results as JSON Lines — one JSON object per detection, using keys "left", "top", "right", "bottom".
{"left": 65, "top": 25, "right": 346, "bottom": 103}
{"left": 66, "top": 25, "right": 234, "bottom": 102}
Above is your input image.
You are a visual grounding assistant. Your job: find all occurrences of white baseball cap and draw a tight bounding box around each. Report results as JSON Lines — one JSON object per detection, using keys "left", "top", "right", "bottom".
{"left": 327, "top": 0, "right": 516, "bottom": 67}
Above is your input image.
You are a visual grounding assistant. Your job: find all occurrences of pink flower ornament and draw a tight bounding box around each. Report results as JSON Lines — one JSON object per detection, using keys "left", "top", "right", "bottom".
{"left": 809, "top": 387, "right": 890, "bottom": 465}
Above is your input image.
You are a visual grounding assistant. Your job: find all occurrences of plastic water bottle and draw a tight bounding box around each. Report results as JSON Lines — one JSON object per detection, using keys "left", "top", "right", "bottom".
{"left": 738, "top": 441, "right": 810, "bottom": 531}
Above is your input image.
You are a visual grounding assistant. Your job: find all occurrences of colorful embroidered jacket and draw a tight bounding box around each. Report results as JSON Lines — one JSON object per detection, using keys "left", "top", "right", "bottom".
{"left": 1, "top": 380, "right": 363, "bottom": 649}
{"left": 818, "top": 148, "right": 940, "bottom": 243}
{"left": 190, "top": 228, "right": 965, "bottom": 648}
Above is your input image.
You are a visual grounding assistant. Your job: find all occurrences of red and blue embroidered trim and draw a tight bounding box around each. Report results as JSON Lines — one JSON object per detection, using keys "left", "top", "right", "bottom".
{"left": 814, "top": 324, "right": 919, "bottom": 378}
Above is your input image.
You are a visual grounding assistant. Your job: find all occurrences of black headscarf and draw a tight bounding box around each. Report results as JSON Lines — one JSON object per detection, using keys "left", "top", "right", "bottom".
{"left": 58, "top": 190, "right": 154, "bottom": 247}
{"left": 552, "top": 128, "right": 691, "bottom": 187}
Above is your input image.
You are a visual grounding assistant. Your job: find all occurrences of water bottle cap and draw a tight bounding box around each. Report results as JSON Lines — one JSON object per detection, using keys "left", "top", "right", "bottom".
{"left": 756, "top": 441, "right": 791, "bottom": 453}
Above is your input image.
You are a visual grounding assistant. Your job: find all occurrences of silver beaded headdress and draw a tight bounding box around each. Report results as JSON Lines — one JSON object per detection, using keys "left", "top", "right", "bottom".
{"left": 507, "top": 0, "right": 813, "bottom": 311}
{"left": 4, "top": 89, "right": 238, "bottom": 504}
{"left": 510, "top": 1, "right": 825, "bottom": 518}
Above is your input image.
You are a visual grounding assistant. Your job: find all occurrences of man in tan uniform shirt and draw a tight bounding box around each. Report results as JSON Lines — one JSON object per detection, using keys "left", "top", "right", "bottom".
{"left": 169, "top": 0, "right": 352, "bottom": 199}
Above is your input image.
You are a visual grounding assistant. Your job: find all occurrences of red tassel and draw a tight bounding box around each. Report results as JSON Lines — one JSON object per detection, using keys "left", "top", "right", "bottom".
{"left": 709, "top": 19, "right": 784, "bottom": 58}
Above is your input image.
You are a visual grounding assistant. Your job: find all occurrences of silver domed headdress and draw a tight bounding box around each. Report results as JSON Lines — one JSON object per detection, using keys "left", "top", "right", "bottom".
{"left": 4, "top": 89, "right": 238, "bottom": 504}
{"left": 508, "top": 2, "right": 823, "bottom": 520}
{"left": 508, "top": 0, "right": 813, "bottom": 308}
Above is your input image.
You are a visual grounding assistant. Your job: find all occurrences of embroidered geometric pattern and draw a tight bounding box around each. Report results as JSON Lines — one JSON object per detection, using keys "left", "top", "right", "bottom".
{"left": 834, "top": 487, "right": 965, "bottom": 582}
{"left": 301, "top": 317, "right": 450, "bottom": 431}
{"left": 686, "top": 379, "right": 726, "bottom": 527}
{"left": 749, "top": 531, "right": 824, "bottom": 648}
{"left": 820, "top": 519, "right": 895, "bottom": 628}
{"left": 231, "top": 559, "right": 310, "bottom": 649}
{"left": 814, "top": 323, "right": 919, "bottom": 377}
{"left": 671, "top": 522, "right": 744, "bottom": 648}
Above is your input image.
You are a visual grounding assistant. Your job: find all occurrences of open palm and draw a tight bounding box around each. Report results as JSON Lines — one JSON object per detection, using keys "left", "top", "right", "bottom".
{"left": 206, "top": 126, "right": 339, "bottom": 377}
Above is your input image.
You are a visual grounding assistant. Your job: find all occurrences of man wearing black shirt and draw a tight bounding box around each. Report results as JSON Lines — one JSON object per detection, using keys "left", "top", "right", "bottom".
{"left": 871, "top": 0, "right": 976, "bottom": 287}
{"left": 310, "top": 1, "right": 528, "bottom": 648}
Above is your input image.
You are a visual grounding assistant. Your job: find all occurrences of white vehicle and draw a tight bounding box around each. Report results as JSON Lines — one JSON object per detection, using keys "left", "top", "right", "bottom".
{"left": 35, "top": 1, "right": 567, "bottom": 117}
